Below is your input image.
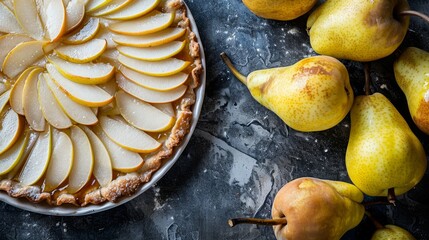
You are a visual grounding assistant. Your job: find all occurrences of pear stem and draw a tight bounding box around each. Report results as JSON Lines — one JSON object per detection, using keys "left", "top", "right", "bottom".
{"left": 220, "top": 52, "right": 248, "bottom": 85}
{"left": 365, "top": 211, "right": 385, "bottom": 230}
{"left": 228, "top": 217, "right": 288, "bottom": 227}
{"left": 388, "top": 188, "right": 396, "bottom": 206}
{"left": 400, "top": 10, "right": 429, "bottom": 25}
{"left": 364, "top": 63, "right": 371, "bottom": 96}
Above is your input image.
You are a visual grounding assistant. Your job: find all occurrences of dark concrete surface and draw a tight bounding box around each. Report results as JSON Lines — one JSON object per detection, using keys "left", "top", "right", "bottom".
{"left": 1, "top": 0, "right": 429, "bottom": 239}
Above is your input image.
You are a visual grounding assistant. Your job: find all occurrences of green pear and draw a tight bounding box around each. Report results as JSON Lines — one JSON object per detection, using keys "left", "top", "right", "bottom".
{"left": 271, "top": 177, "right": 365, "bottom": 240}
{"left": 346, "top": 93, "right": 427, "bottom": 197}
{"left": 394, "top": 47, "right": 429, "bottom": 135}
{"left": 221, "top": 53, "right": 353, "bottom": 132}
{"left": 371, "top": 225, "right": 416, "bottom": 240}
{"left": 307, "top": 0, "right": 410, "bottom": 62}
{"left": 242, "top": 0, "right": 317, "bottom": 21}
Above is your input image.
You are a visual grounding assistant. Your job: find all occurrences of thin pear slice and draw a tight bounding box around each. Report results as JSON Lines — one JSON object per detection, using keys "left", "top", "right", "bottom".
{"left": 119, "top": 65, "right": 188, "bottom": 91}
{"left": 13, "top": 0, "right": 44, "bottom": 40}
{"left": 23, "top": 68, "right": 46, "bottom": 132}
{"left": 100, "top": 115, "right": 161, "bottom": 153}
{"left": 0, "top": 2, "right": 23, "bottom": 34}
{"left": 117, "top": 73, "right": 187, "bottom": 103}
{"left": 86, "top": 0, "right": 112, "bottom": 12}
{"left": 6, "top": 131, "right": 38, "bottom": 180}
{"left": 99, "top": 49, "right": 120, "bottom": 68}
{"left": 94, "top": 125, "right": 143, "bottom": 172}
{"left": 18, "top": 126, "right": 52, "bottom": 186}
{"left": 2, "top": 0, "right": 13, "bottom": 10}
{"left": 44, "top": 130, "right": 73, "bottom": 192}
{"left": 0, "top": 90, "right": 11, "bottom": 113}
{"left": 116, "top": 91, "right": 174, "bottom": 132}
{"left": 67, "top": 125, "right": 94, "bottom": 194}
{"left": 9, "top": 67, "right": 38, "bottom": 115}
{"left": 152, "top": 102, "right": 175, "bottom": 117}
{"left": 0, "top": 108, "right": 23, "bottom": 155}
{"left": 103, "top": 0, "right": 160, "bottom": 20}
{"left": 2, "top": 41, "right": 47, "bottom": 78}
{"left": 0, "top": 34, "right": 32, "bottom": 67}
{"left": 46, "top": 63, "right": 113, "bottom": 107}
{"left": 90, "top": 0, "right": 132, "bottom": 16}
{"left": 38, "top": 74, "right": 73, "bottom": 129}
{"left": 0, "top": 130, "right": 29, "bottom": 175}
{"left": 118, "top": 54, "right": 190, "bottom": 77}
{"left": 48, "top": 55, "right": 114, "bottom": 84}
{"left": 65, "top": 0, "right": 85, "bottom": 32}
{"left": 113, "top": 28, "right": 186, "bottom": 47}
{"left": 43, "top": 0, "right": 66, "bottom": 41}
{"left": 64, "top": 17, "right": 100, "bottom": 44}
{"left": 117, "top": 41, "right": 186, "bottom": 62}
{"left": 44, "top": 73, "right": 98, "bottom": 125}
{"left": 55, "top": 39, "right": 107, "bottom": 63}
{"left": 109, "top": 11, "right": 173, "bottom": 35}
{"left": 81, "top": 126, "right": 112, "bottom": 187}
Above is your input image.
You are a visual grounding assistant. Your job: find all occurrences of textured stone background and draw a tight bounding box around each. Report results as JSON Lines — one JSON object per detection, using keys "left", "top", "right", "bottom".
{"left": 1, "top": 0, "right": 429, "bottom": 239}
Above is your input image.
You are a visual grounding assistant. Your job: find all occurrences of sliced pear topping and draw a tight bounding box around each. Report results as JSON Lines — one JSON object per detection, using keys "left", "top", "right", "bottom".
{"left": 46, "top": 64, "right": 113, "bottom": 107}
{"left": 90, "top": 0, "right": 132, "bottom": 16}
{"left": 94, "top": 125, "right": 144, "bottom": 172}
{"left": 67, "top": 125, "right": 94, "bottom": 194}
{"left": 99, "top": 49, "right": 120, "bottom": 68}
{"left": 2, "top": 41, "right": 47, "bottom": 78}
{"left": 55, "top": 39, "right": 107, "bottom": 63}
{"left": 86, "top": 0, "right": 112, "bottom": 12}
{"left": 48, "top": 55, "right": 114, "bottom": 85}
{"left": 0, "top": 90, "right": 11, "bottom": 113}
{"left": 23, "top": 68, "right": 46, "bottom": 132}
{"left": 65, "top": 0, "right": 85, "bottom": 32}
{"left": 116, "top": 91, "right": 174, "bottom": 132}
{"left": 6, "top": 131, "right": 38, "bottom": 180}
{"left": 113, "top": 28, "right": 186, "bottom": 47}
{"left": 44, "top": 0, "right": 66, "bottom": 41}
{"left": 0, "top": 130, "right": 29, "bottom": 175}
{"left": 0, "top": 108, "right": 23, "bottom": 155}
{"left": 118, "top": 54, "right": 190, "bottom": 77}
{"left": 38, "top": 74, "right": 73, "bottom": 129}
{"left": 44, "top": 129, "right": 73, "bottom": 192}
{"left": 117, "top": 41, "right": 186, "bottom": 62}
{"left": 152, "top": 102, "right": 175, "bottom": 117}
{"left": 81, "top": 126, "right": 112, "bottom": 187}
{"left": 9, "top": 67, "right": 38, "bottom": 115}
{"left": 100, "top": 115, "right": 161, "bottom": 153}
{"left": 117, "top": 73, "right": 187, "bottom": 103}
{"left": 109, "top": 10, "right": 174, "bottom": 35}
{"left": 13, "top": 0, "right": 44, "bottom": 40}
{"left": 95, "top": 25, "right": 116, "bottom": 49}
{"left": 64, "top": 17, "right": 100, "bottom": 44}
{"left": 44, "top": 73, "right": 98, "bottom": 125}
{"left": 19, "top": 126, "right": 52, "bottom": 186}
{"left": 103, "top": 0, "right": 160, "bottom": 20}
{"left": 119, "top": 65, "right": 188, "bottom": 91}
{"left": 0, "top": 34, "right": 33, "bottom": 68}
{"left": 2, "top": 0, "right": 13, "bottom": 10}
{"left": 0, "top": 2, "right": 22, "bottom": 34}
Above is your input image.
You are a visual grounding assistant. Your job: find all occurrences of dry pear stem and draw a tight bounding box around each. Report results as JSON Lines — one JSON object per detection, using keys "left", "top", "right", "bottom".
{"left": 364, "top": 63, "right": 371, "bottom": 96}
{"left": 228, "top": 217, "right": 288, "bottom": 227}
{"left": 220, "top": 52, "right": 247, "bottom": 85}
{"left": 365, "top": 211, "right": 385, "bottom": 230}
{"left": 400, "top": 10, "right": 429, "bottom": 25}
{"left": 388, "top": 188, "right": 396, "bottom": 206}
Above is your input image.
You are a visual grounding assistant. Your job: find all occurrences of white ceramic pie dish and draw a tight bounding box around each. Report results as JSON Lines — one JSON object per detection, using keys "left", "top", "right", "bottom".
{"left": 0, "top": 3, "right": 206, "bottom": 216}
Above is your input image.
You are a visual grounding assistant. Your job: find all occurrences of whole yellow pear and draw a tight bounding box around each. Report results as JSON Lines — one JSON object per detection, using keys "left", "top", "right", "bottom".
{"left": 221, "top": 53, "right": 354, "bottom": 132}
{"left": 371, "top": 225, "right": 416, "bottom": 240}
{"left": 346, "top": 93, "right": 427, "bottom": 197}
{"left": 272, "top": 177, "right": 365, "bottom": 240}
{"left": 307, "top": 0, "right": 410, "bottom": 61}
{"left": 242, "top": 0, "right": 317, "bottom": 21}
{"left": 394, "top": 47, "right": 429, "bottom": 135}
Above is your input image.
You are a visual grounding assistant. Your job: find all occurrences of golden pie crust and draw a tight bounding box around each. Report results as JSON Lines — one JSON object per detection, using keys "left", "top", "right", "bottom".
{"left": 0, "top": 0, "right": 202, "bottom": 206}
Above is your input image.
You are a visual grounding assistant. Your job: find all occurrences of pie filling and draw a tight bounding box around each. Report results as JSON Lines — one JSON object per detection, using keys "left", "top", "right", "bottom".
{"left": 0, "top": 0, "right": 202, "bottom": 206}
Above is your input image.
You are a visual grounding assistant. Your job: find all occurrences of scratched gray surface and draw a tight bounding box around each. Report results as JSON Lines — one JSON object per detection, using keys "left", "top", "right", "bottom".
{"left": 1, "top": 0, "right": 429, "bottom": 239}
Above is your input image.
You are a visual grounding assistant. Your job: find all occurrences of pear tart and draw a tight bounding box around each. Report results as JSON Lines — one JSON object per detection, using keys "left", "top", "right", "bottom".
{"left": 0, "top": 0, "right": 202, "bottom": 206}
